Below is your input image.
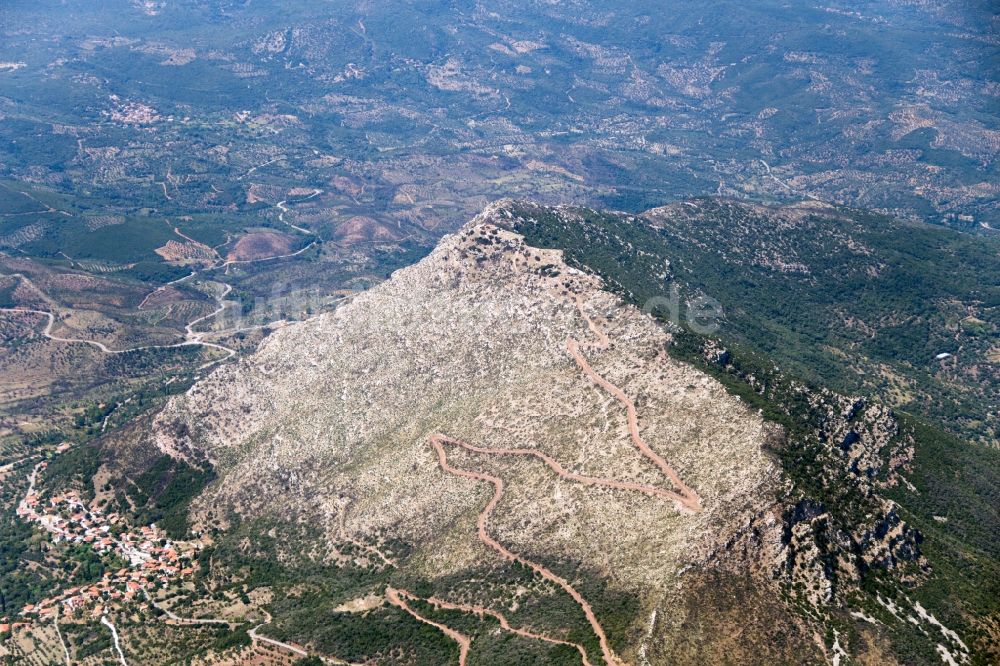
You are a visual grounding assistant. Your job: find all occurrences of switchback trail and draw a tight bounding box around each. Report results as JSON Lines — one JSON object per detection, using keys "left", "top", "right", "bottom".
{"left": 429, "top": 435, "right": 626, "bottom": 666}
{"left": 567, "top": 299, "right": 701, "bottom": 513}
{"left": 386, "top": 586, "right": 472, "bottom": 666}
{"left": 391, "top": 587, "right": 595, "bottom": 666}
{"left": 433, "top": 435, "right": 692, "bottom": 513}
{"left": 415, "top": 295, "right": 702, "bottom": 665}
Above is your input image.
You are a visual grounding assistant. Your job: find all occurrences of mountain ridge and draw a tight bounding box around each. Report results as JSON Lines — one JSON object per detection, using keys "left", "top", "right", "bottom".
{"left": 98, "top": 198, "right": 987, "bottom": 664}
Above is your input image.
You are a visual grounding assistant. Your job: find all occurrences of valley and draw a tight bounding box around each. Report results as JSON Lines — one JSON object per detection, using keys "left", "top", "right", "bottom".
{"left": 1, "top": 202, "right": 987, "bottom": 664}
{"left": 0, "top": 1, "right": 996, "bottom": 664}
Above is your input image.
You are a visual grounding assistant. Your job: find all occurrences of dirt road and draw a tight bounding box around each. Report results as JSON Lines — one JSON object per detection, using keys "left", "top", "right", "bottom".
{"left": 409, "top": 294, "right": 704, "bottom": 665}
{"left": 429, "top": 434, "right": 626, "bottom": 666}
{"left": 568, "top": 297, "right": 700, "bottom": 511}
{"left": 386, "top": 586, "right": 472, "bottom": 666}
{"left": 566, "top": 338, "right": 701, "bottom": 513}
{"left": 337, "top": 498, "right": 395, "bottom": 568}
{"left": 433, "top": 435, "right": 692, "bottom": 509}
{"left": 0, "top": 306, "right": 236, "bottom": 368}
{"left": 394, "top": 587, "right": 595, "bottom": 666}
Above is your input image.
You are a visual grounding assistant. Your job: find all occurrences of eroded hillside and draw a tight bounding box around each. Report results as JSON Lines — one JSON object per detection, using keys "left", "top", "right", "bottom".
{"left": 149, "top": 201, "right": 830, "bottom": 663}
{"left": 113, "top": 197, "right": 996, "bottom": 666}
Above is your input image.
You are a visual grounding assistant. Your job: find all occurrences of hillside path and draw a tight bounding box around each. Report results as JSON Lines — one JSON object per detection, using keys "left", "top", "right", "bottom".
{"left": 386, "top": 586, "right": 472, "bottom": 665}
{"left": 393, "top": 587, "right": 595, "bottom": 666}
{"left": 429, "top": 435, "right": 626, "bottom": 666}
{"left": 567, "top": 299, "right": 701, "bottom": 512}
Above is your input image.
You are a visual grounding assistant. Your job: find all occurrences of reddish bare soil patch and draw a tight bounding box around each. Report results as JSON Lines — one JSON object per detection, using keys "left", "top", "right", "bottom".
{"left": 226, "top": 232, "right": 297, "bottom": 262}
{"left": 139, "top": 284, "right": 187, "bottom": 309}
{"left": 246, "top": 185, "right": 265, "bottom": 205}
{"left": 333, "top": 216, "right": 401, "bottom": 243}
{"left": 329, "top": 175, "right": 363, "bottom": 198}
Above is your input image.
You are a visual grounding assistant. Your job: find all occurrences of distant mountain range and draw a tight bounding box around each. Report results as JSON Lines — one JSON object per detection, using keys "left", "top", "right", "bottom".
{"left": 1, "top": 1, "right": 997, "bottom": 663}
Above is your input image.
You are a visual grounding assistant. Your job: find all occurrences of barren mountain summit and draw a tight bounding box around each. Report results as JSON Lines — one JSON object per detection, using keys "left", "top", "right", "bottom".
{"left": 4, "top": 1, "right": 997, "bottom": 661}
{"left": 150, "top": 200, "right": 805, "bottom": 661}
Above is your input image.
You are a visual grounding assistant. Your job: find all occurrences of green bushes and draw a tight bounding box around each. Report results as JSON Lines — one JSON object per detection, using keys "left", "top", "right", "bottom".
{"left": 511, "top": 202, "right": 1000, "bottom": 663}
{"left": 132, "top": 455, "right": 217, "bottom": 539}
{"left": 512, "top": 201, "right": 1000, "bottom": 444}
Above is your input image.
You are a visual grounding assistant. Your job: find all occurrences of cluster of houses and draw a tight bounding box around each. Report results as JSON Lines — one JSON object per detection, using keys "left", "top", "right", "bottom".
{"left": 11, "top": 460, "right": 203, "bottom": 627}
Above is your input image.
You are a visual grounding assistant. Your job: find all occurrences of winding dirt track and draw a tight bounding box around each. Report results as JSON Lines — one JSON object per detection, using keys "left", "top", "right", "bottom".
{"left": 434, "top": 435, "right": 691, "bottom": 518}
{"left": 0, "top": 307, "right": 236, "bottom": 369}
{"left": 566, "top": 337, "right": 700, "bottom": 513}
{"left": 337, "top": 499, "right": 395, "bottom": 568}
{"left": 566, "top": 300, "right": 701, "bottom": 513}
{"left": 429, "top": 435, "right": 626, "bottom": 666}
{"left": 574, "top": 295, "right": 611, "bottom": 351}
{"left": 394, "top": 588, "right": 596, "bottom": 666}
{"left": 386, "top": 586, "right": 472, "bottom": 665}
{"left": 412, "top": 295, "right": 703, "bottom": 665}
{"left": 137, "top": 188, "right": 321, "bottom": 310}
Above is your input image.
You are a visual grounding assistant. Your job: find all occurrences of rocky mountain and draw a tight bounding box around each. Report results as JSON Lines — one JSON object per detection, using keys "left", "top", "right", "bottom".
{"left": 515, "top": 198, "right": 1000, "bottom": 445}
{"left": 2, "top": 1, "right": 997, "bottom": 662}
{"left": 3, "top": 0, "right": 998, "bottom": 439}
{"left": 124, "top": 200, "right": 994, "bottom": 665}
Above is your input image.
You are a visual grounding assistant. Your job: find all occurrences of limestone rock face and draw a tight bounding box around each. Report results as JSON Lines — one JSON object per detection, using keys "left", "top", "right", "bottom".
{"left": 151, "top": 202, "right": 784, "bottom": 615}
{"left": 119, "top": 200, "right": 969, "bottom": 665}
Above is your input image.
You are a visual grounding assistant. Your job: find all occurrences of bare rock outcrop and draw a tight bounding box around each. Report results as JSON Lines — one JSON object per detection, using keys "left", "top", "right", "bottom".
{"left": 149, "top": 201, "right": 794, "bottom": 657}
{"left": 145, "top": 200, "right": 926, "bottom": 662}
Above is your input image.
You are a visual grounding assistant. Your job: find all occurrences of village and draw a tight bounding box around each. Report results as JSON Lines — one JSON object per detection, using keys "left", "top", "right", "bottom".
{"left": 5, "top": 459, "right": 202, "bottom": 633}
{"left": 0, "top": 452, "right": 328, "bottom": 665}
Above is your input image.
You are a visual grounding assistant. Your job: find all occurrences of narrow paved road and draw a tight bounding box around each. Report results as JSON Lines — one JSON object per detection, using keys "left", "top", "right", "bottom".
{"left": 19, "top": 461, "right": 43, "bottom": 512}
{"left": 101, "top": 615, "right": 128, "bottom": 666}
{"left": 3, "top": 190, "right": 325, "bottom": 373}
{"left": 248, "top": 618, "right": 308, "bottom": 659}
{"left": 757, "top": 159, "right": 821, "bottom": 202}
{"left": 274, "top": 190, "right": 322, "bottom": 235}
{"left": 138, "top": 188, "right": 320, "bottom": 305}
{"left": 184, "top": 283, "right": 232, "bottom": 338}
